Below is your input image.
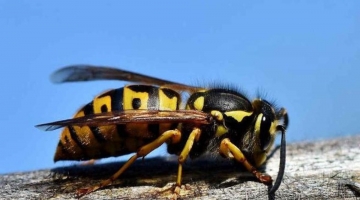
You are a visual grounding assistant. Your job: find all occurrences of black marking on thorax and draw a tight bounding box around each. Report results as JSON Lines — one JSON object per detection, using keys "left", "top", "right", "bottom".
{"left": 188, "top": 89, "right": 253, "bottom": 112}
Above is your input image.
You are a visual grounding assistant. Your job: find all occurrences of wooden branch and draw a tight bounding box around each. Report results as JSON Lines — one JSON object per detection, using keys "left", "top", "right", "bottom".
{"left": 1, "top": 134, "right": 359, "bottom": 199}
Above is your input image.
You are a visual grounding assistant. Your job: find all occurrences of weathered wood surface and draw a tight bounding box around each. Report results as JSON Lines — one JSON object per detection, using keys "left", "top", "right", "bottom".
{"left": 1, "top": 134, "right": 359, "bottom": 200}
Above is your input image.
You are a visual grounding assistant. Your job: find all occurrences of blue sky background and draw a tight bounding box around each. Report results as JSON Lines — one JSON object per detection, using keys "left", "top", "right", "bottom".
{"left": 1, "top": 1, "right": 359, "bottom": 174}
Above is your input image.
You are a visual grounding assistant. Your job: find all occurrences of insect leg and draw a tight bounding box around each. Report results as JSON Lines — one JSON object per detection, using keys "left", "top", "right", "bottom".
{"left": 175, "top": 127, "right": 201, "bottom": 194}
{"left": 76, "top": 129, "right": 182, "bottom": 198}
{"left": 219, "top": 138, "right": 272, "bottom": 185}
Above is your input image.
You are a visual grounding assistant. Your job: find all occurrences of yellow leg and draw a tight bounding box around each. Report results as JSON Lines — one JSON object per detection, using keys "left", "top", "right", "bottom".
{"left": 175, "top": 128, "right": 201, "bottom": 194}
{"left": 219, "top": 138, "right": 272, "bottom": 184}
{"left": 76, "top": 129, "right": 182, "bottom": 198}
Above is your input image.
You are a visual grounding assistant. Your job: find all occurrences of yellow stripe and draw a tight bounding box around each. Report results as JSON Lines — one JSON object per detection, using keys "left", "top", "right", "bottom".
{"left": 270, "top": 121, "right": 277, "bottom": 135}
{"left": 93, "top": 95, "right": 112, "bottom": 113}
{"left": 224, "top": 110, "right": 253, "bottom": 122}
{"left": 159, "top": 89, "right": 178, "bottom": 110}
{"left": 193, "top": 96, "right": 204, "bottom": 111}
{"left": 215, "top": 125, "right": 227, "bottom": 137}
{"left": 123, "top": 87, "right": 149, "bottom": 110}
{"left": 254, "top": 113, "right": 263, "bottom": 132}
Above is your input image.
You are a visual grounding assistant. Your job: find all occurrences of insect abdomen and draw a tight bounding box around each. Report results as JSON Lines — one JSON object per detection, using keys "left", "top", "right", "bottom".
{"left": 54, "top": 85, "right": 181, "bottom": 162}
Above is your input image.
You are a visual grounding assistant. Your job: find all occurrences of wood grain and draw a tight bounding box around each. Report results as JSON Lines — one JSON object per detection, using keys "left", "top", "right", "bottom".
{"left": 1, "top": 134, "right": 359, "bottom": 199}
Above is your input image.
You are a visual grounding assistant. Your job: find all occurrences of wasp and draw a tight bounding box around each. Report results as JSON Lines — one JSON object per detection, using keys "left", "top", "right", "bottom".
{"left": 36, "top": 65, "right": 289, "bottom": 198}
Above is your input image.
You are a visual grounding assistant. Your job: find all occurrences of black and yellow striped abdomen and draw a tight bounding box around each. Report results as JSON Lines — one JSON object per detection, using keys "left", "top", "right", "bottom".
{"left": 54, "top": 85, "right": 181, "bottom": 161}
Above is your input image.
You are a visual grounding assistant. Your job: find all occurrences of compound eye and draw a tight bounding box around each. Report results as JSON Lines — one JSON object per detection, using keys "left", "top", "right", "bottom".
{"left": 259, "top": 115, "right": 272, "bottom": 150}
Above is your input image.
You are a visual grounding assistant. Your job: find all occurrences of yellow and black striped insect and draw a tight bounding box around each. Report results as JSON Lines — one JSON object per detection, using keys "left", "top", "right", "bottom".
{"left": 36, "top": 65, "right": 289, "bottom": 197}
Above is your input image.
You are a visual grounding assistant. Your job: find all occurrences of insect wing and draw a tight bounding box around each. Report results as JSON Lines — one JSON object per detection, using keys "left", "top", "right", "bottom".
{"left": 36, "top": 110, "right": 213, "bottom": 131}
{"left": 51, "top": 65, "right": 199, "bottom": 91}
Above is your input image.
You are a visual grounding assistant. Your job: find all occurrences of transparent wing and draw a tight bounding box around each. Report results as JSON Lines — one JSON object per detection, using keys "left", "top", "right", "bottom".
{"left": 51, "top": 65, "right": 200, "bottom": 92}
{"left": 36, "top": 110, "right": 213, "bottom": 131}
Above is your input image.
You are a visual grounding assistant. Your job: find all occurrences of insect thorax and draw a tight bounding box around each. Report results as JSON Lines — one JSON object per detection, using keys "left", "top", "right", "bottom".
{"left": 168, "top": 88, "right": 258, "bottom": 159}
